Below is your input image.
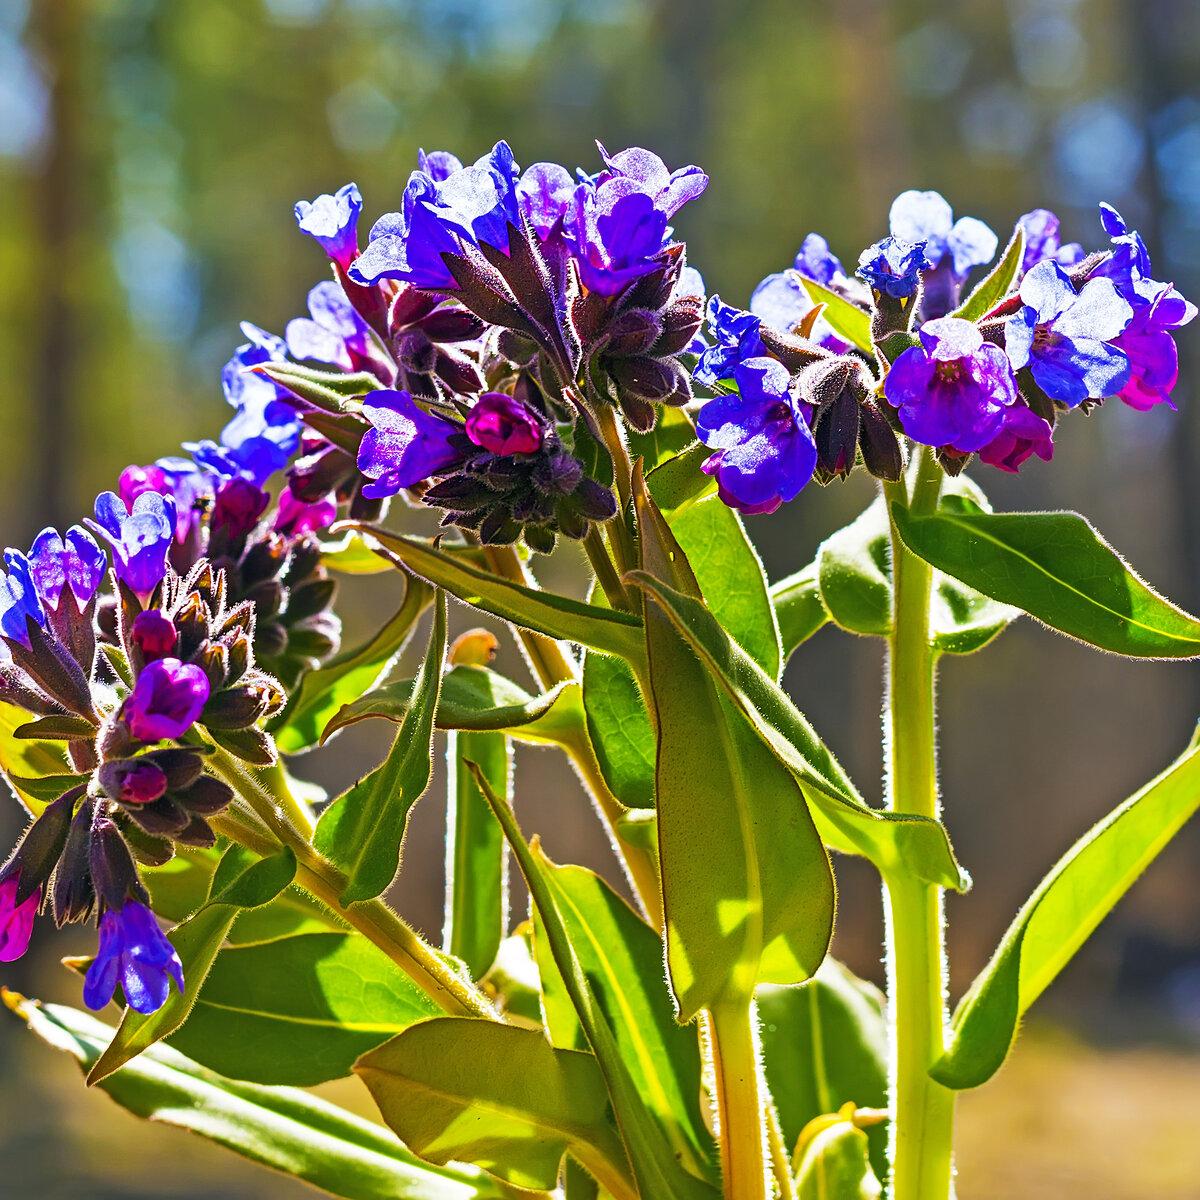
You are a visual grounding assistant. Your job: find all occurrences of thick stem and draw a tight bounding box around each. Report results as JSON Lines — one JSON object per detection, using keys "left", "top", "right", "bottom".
{"left": 882, "top": 445, "right": 956, "bottom": 1200}
{"left": 710, "top": 1000, "right": 769, "bottom": 1200}
{"left": 208, "top": 748, "right": 496, "bottom": 1021}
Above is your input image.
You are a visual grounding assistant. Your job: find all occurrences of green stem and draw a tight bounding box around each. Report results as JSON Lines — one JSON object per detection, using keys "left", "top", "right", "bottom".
{"left": 710, "top": 1001, "right": 769, "bottom": 1200}
{"left": 208, "top": 747, "right": 497, "bottom": 1021}
{"left": 882, "top": 444, "right": 956, "bottom": 1200}
{"left": 765, "top": 1103, "right": 797, "bottom": 1200}
{"left": 593, "top": 405, "right": 638, "bottom": 581}
{"left": 583, "top": 524, "right": 633, "bottom": 612}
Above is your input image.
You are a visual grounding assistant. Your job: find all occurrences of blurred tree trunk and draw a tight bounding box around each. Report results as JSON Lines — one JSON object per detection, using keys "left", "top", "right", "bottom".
{"left": 28, "top": 0, "right": 85, "bottom": 532}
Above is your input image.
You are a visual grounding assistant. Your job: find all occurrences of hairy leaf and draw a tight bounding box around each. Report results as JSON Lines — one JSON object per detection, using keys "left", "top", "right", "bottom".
{"left": 771, "top": 561, "right": 830, "bottom": 662}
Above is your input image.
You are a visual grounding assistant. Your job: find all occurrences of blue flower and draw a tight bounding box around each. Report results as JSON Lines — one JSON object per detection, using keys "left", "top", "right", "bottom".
{"left": 750, "top": 272, "right": 849, "bottom": 354}
{"left": 693, "top": 295, "right": 766, "bottom": 386}
{"left": 286, "top": 281, "right": 378, "bottom": 375}
{"left": 83, "top": 900, "right": 184, "bottom": 1014}
{"left": 856, "top": 236, "right": 933, "bottom": 300}
{"left": 417, "top": 149, "right": 463, "bottom": 181}
{"left": 517, "top": 161, "right": 577, "bottom": 241}
{"left": 0, "top": 550, "right": 47, "bottom": 650}
{"left": 1017, "top": 209, "right": 1084, "bottom": 273}
{"left": 86, "top": 492, "right": 176, "bottom": 597}
{"left": 350, "top": 143, "right": 523, "bottom": 291}
{"left": 883, "top": 316, "right": 1017, "bottom": 452}
{"left": 26, "top": 527, "right": 107, "bottom": 612}
{"left": 696, "top": 357, "right": 817, "bottom": 514}
{"left": 357, "top": 390, "right": 465, "bottom": 500}
{"left": 1005, "top": 261, "right": 1133, "bottom": 406}
{"left": 294, "top": 182, "right": 363, "bottom": 271}
{"left": 888, "top": 190, "right": 997, "bottom": 317}
{"left": 792, "top": 232, "right": 849, "bottom": 287}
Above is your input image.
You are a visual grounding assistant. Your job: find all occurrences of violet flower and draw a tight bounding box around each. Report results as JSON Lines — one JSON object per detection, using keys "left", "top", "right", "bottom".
{"left": 83, "top": 900, "right": 184, "bottom": 1014}
{"left": 465, "top": 393, "right": 547, "bottom": 456}
{"left": 0, "top": 873, "right": 38, "bottom": 962}
{"left": 123, "top": 657, "right": 210, "bottom": 743}
{"left": 884, "top": 317, "right": 1018, "bottom": 452}
{"left": 102, "top": 758, "right": 169, "bottom": 806}
{"left": 0, "top": 550, "right": 48, "bottom": 649}
{"left": 1018, "top": 209, "right": 1084, "bottom": 273}
{"left": 26, "top": 527, "right": 106, "bottom": 613}
{"left": 750, "top": 271, "right": 849, "bottom": 354}
{"left": 294, "top": 182, "right": 363, "bottom": 271}
{"left": 275, "top": 484, "right": 337, "bottom": 536}
{"left": 1005, "top": 261, "right": 1133, "bottom": 406}
{"left": 130, "top": 610, "right": 178, "bottom": 662}
{"left": 87, "top": 492, "right": 176, "bottom": 597}
{"left": 518, "top": 162, "right": 577, "bottom": 241}
{"left": 286, "top": 280, "right": 379, "bottom": 376}
{"left": 694, "top": 296, "right": 767, "bottom": 387}
{"left": 358, "top": 390, "right": 465, "bottom": 499}
{"left": 1110, "top": 282, "right": 1196, "bottom": 410}
{"left": 977, "top": 402, "right": 1055, "bottom": 474}
{"left": 888, "top": 190, "right": 997, "bottom": 317}
{"left": 856, "top": 236, "right": 933, "bottom": 300}
{"left": 696, "top": 357, "right": 817, "bottom": 515}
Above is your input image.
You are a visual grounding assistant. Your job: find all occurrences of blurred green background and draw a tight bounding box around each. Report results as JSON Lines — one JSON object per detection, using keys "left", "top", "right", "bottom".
{"left": 3, "top": 0, "right": 1200, "bottom": 1195}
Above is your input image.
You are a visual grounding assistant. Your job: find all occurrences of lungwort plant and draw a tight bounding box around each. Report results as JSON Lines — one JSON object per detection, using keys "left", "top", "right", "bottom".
{"left": 2, "top": 145, "right": 1197, "bottom": 1200}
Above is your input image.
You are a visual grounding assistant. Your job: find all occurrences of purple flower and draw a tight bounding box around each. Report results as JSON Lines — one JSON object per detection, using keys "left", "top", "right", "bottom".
{"left": 884, "top": 317, "right": 1018, "bottom": 452}
{"left": 1018, "top": 209, "right": 1084, "bottom": 273}
{"left": 120, "top": 459, "right": 214, "bottom": 543}
{"left": 1111, "top": 281, "right": 1196, "bottom": 411}
{"left": 350, "top": 143, "right": 523, "bottom": 291}
{"left": 856, "top": 236, "right": 933, "bottom": 300}
{"left": 83, "top": 900, "right": 184, "bottom": 1014}
{"left": 694, "top": 295, "right": 766, "bottom": 386}
{"left": 1005, "top": 261, "right": 1133, "bottom": 406}
{"left": 103, "top": 758, "right": 169, "bottom": 805}
{"left": 357, "top": 390, "right": 465, "bottom": 500}
{"left": 750, "top": 272, "right": 849, "bottom": 354}
{"left": 294, "top": 183, "right": 363, "bottom": 271}
{"left": 26, "top": 527, "right": 106, "bottom": 613}
{"left": 517, "top": 162, "right": 577, "bottom": 240}
{"left": 275, "top": 484, "right": 337, "bottom": 536}
{"left": 0, "top": 550, "right": 48, "bottom": 650}
{"left": 418, "top": 149, "right": 463, "bottom": 181}
{"left": 696, "top": 357, "right": 817, "bottom": 515}
{"left": 286, "top": 281, "right": 379, "bottom": 375}
{"left": 888, "top": 190, "right": 997, "bottom": 316}
{"left": 123, "top": 657, "right": 210, "bottom": 743}
{"left": 86, "top": 492, "right": 176, "bottom": 597}
{"left": 977, "top": 402, "right": 1055, "bottom": 474}
{"left": 562, "top": 145, "right": 707, "bottom": 296}
{"left": 465, "top": 393, "right": 547, "bottom": 456}
{"left": 0, "top": 873, "right": 38, "bottom": 962}
{"left": 130, "top": 610, "right": 178, "bottom": 662}
{"left": 792, "top": 232, "right": 850, "bottom": 287}
{"left": 210, "top": 478, "right": 270, "bottom": 542}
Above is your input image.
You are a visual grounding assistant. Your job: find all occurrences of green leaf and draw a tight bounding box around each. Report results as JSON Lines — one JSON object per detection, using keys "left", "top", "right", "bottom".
{"left": 320, "top": 530, "right": 394, "bottom": 574}
{"left": 444, "top": 730, "right": 509, "bottom": 978}
{"left": 771, "top": 561, "right": 830, "bottom": 662}
{"left": 758, "top": 960, "right": 889, "bottom": 1183}
{"left": 4, "top": 771, "right": 89, "bottom": 806}
{"left": 793, "top": 273, "right": 872, "bottom": 353}
{"left": 627, "top": 404, "right": 700, "bottom": 471}
{"left": 952, "top": 223, "right": 1025, "bottom": 322}
{"left": 793, "top": 1110, "right": 884, "bottom": 1200}
{"left": 581, "top": 652, "right": 656, "bottom": 809}
{"left": 892, "top": 496, "right": 1200, "bottom": 658}
{"left": 644, "top": 441, "right": 716, "bottom": 514}
{"left": 168, "top": 931, "right": 440, "bottom": 1086}
{"left": 0, "top": 702, "right": 70, "bottom": 804}
{"left": 817, "top": 502, "right": 893, "bottom": 637}
{"left": 634, "top": 476, "right": 834, "bottom": 1015}
{"left": 313, "top": 592, "right": 446, "bottom": 904}
{"left": 273, "top": 576, "right": 433, "bottom": 753}
{"left": 530, "top": 858, "right": 716, "bottom": 1181}
{"left": 484, "top": 932, "right": 544, "bottom": 1027}
{"left": 14, "top": 714, "right": 97, "bottom": 740}
{"left": 87, "top": 846, "right": 297, "bottom": 1085}
{"left": 932, "top": 736, "right": 1200, "bottom": 1090}
{"left": 473, "top": 767, "right": 718, "bottom": 1200}
{"left": 9, "top": 995, "right": 518, "bottom": 1199}
{"left": 355, "top": 1018, "right": 632, "bottom": 1194}
{"left": 325, "top": 666, "right": 583, "bottom": 748}
{"left": 256, "top": 361, "right": 383, "bottom": 412}
{"left": 344, "top": 525, "right": 645, "bottom": 664}
{"left": 624, "top": 572, "right": 968, "bottom": 892}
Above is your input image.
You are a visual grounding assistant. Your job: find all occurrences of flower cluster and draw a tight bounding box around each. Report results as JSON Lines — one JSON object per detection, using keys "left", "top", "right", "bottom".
{"left": 693, "top": 192, "right": 1195, "bottom": 510}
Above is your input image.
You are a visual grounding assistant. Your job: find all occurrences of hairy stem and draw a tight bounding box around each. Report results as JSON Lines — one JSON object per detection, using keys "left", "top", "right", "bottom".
{"left": 882, "top": 445, "right": 956, "bottom": 1200}
{"left": 710, "top": 1000, "right": 769, "bottom": 1200}
{"left": 584, "top": 524, "right": 633, "bottom": 612}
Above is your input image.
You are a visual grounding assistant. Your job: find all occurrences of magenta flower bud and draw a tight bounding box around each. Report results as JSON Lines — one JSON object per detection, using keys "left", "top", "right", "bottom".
{"left": 211, "top": 479, "right": 270, "bottom": 542}
{"left": 118, "top": 464, "right": 168, "bottom": 510}
{"left": 465, "top": 393, "right": 546, "bottom": 456}
{"left": 100, "top": 758, "right": 169, "bottom": 805}
{"left": 131, "top": 610, "right": 178, "bottom": 661}
{"left": 0, "top": 874, "right": 38, "bottom": 962}
{"left": 274, "top": 484, "right": 337, "bottom": 536}
{"left": 123, "top": 657, "right": 210, "bottom": 743}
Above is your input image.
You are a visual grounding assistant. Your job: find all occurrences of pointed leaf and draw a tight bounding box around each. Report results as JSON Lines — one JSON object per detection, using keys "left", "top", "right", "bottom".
{"left": 320, "top": 531, "right": 394, "bottom": 574}
{"left": 257, "top": 361, "right": 383, "bottom": 412}
{"left": 952, "top": 224, "right": 1025, "bottom": 322}
{"left": 8, "top": 995, "right": 517, "bottom": 1199}
{"left": 87, "top": 846, "right": 297, "bottom": 1085}
{"left": 169, "top": 931, "right": 440, "bottom": 1086}
{"left": 313, "top": 593, "right": 446, "bottom": 904}
{"left": 582, "top": 652, "right": 656, "bottom": 809}
{"left": 530, "top": 858, "right": 716, "bottom": 1181}
{"left": 273, "top": 576, "right": 432, "bottom": 753}
{"left": 342, "top": 525, "right": 644, "bottom": 664}
{"left": 356, "top": 1018, "right": 632, "bottom": 1194}
{"left": 892, "top": 496, "right": 1200, "bottom": 658}
{"left": 771, "top": 561, "right": 830, "bottom": 662}
{"left": 933, "top": 737, "right": 1200, "bottom": 1089}
{"left": 794, "top": 274, "right": 872, "bottom": 353}
{"left": 624, "top": 572, "right": 968, "bottom": 891}
{"left": 444, "top": 730, "right": 509, "bottom": 978}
